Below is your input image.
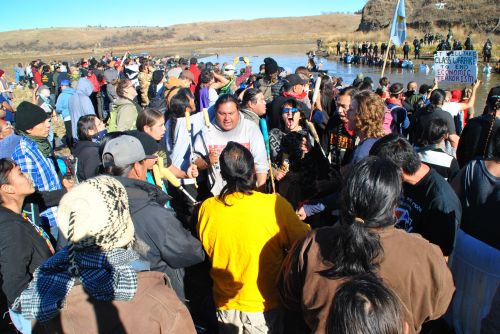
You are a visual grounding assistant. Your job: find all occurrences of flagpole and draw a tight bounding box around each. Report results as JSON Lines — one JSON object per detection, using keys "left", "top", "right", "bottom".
{"left": 381, "top": 0, "right": 402, "bottom": 78}
{"left": 380, "top": 39, "right": 392, "bottom": 78}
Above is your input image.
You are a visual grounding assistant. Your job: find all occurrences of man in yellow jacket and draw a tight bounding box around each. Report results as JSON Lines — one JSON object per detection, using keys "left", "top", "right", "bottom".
{"left": 197, "top": 141, "right": 310, "bottom": 334}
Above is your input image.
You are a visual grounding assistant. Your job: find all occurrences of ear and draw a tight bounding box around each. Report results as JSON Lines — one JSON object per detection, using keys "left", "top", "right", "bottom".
{"left": 0, "top": 184, "right": 15, "bottom": 195}
{"left": 133, "top": 161, "right": 143, "bottom": 174}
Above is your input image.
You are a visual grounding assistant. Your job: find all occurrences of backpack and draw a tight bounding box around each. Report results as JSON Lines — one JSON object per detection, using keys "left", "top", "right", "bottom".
{"left": 148, "top": 94, "right": 167, "bottom": 115}
{"left": 219, "top": 78, "right": 235, "bottom": 95}
{"left": 107, "top": 103, "right": 118, "bottom": 132}
{"left": 385, "top": 105, "right": 408, "bottom": 136}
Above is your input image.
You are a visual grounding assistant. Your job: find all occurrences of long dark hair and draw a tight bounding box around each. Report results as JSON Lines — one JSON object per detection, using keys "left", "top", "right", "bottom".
{"left": 327, "top": 273, "right": 405, "bottom": 334}
{"left": 148, "top": 70, "right": 164, "bottom": 99}
{"left": 481, "top": 86, "right": 500, "bottom": 157}
{"left": 321, "top": 156, "right": 402, "bottom": 278}
{"left": 167, "top": 88, "right": 194, "bottom": 150}
{"left": 319, "top": 75, "right": 335, "bottom": 116}
{"left": 218, "top": 142, "right": 256, "bottom": 206}
{"left": 492, "top": 127, "right": 500, "bottom": 160}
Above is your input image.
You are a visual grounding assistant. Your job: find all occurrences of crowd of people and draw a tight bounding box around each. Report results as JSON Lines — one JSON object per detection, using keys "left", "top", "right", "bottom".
{"left": 0, "top": 51, "right": 498, "bottom": 334}
{"left": 334, "top": 31, "right": 496, "bottom": 68}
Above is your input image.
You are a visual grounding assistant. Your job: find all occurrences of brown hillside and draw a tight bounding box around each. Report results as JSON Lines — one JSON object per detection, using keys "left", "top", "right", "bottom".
{"left": 359, "top": 0, "right": 499, "bottom": 33}
{"left": 0, "top": 14, "right": 360, "bottom": 57}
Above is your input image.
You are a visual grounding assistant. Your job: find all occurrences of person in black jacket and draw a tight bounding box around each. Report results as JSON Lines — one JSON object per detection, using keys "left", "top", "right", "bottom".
{"left": 0, "top": 158, "right": 58, "bottom": 332}
{"left": 457, "top": 86, "right": 500, "bottom": 168}
{"left": 72, "top": 114, "right": 107, "bottom": 181}
{"left": 101, "top": 135, "right": 205, "bottom": 302}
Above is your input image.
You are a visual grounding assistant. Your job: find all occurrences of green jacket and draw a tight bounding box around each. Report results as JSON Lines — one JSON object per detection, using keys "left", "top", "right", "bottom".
{"left": 108, "top": 97, "right": 141, "bottom": 132}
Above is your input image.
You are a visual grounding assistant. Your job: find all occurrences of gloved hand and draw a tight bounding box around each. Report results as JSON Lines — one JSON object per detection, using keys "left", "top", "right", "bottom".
{"left": 243, "top": 57, "right": 250, "bottom": 66}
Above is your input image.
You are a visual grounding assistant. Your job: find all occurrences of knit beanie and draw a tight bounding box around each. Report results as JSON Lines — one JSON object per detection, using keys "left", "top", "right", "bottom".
{"left": 264, "top": 57, "right": 279, "bottom": 76}
{"left": 57, "top": 176, "right": 135, "bottom": 251}
{"left": 15, "top": 101, "right": 48, "bottom": 132}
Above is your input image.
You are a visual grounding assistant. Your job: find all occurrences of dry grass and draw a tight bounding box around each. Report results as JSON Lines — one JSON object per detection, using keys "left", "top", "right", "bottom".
{"left": 11, "top": 86, "right": 34, "bottom": 110}
{"left": 0, "top": 14, "right": 360, "bottom": 63}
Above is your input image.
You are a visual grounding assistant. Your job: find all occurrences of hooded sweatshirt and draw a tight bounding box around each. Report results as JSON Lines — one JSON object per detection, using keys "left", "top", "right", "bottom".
{"left": 55, "top": 87, "right": 75, "bottom": 120}
{"left": 69, "top": 78, "right": 95, "bottom": 138}
{"left": 114, "top": 177, "right": 205, "bottom": 301}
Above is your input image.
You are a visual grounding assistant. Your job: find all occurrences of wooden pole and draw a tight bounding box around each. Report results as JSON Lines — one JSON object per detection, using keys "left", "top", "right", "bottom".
{"left": 381, "top": 0, "right": 402, "bottom": 78}
{"left": 381, "top": 38, "right": 392, "bottom": 78}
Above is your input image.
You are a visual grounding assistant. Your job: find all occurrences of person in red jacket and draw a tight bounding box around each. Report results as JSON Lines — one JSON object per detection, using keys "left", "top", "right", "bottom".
{"left": 32, "top": 63, "right": 43, "bottom": 88}
{"left": 85, "top": 69, "right": 100, "bottom": 113}
{"left": 188, "top": 57, "right": 200, "bottom": 94}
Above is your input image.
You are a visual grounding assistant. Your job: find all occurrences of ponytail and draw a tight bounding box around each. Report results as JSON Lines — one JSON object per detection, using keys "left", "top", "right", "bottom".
{"left": 321, "top": 156, "right": 402, "bottom": 278}
{"left": 218, "top": 142, "right": 256, "bottom": 206}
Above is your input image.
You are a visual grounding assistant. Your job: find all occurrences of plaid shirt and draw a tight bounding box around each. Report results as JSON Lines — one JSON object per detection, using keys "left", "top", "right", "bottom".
{"left": 11, "top": 137, "right": 61, "bottom": 227}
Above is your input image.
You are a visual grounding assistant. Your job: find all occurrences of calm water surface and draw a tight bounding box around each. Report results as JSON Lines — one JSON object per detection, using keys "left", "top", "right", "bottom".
{"left": 201, "top": 51, "right": 499, "bottom": 112}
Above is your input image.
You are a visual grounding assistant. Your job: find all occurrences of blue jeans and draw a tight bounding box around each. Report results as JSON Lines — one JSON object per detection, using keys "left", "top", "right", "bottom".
{"left": 446, "top": 230, "right": 500, "bottom": 334}
{"left": 9, "top": 309, "right": 32, "bottom": 334}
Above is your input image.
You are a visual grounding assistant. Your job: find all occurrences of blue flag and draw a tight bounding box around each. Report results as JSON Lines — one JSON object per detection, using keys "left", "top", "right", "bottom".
{"left": 389, "top": 0, "right": 406, "bottom": 46}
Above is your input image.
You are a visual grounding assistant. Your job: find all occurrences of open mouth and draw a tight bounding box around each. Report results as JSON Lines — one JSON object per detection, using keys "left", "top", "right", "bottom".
{"left": 286, "top": 117, "right": 294, "bottom": 128}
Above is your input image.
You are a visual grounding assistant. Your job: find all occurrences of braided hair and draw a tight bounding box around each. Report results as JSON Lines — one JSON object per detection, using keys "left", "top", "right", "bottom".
{"left": 482, "top": 88, "right": 500, "bottom": 157}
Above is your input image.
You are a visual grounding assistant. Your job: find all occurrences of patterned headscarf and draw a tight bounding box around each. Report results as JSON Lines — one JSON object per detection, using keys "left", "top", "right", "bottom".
{"left": 15, "top": 176, "right": 138, "bottom": 322}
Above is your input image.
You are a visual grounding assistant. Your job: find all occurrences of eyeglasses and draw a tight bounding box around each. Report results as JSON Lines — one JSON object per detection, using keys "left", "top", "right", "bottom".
{"left": 282, "top": 107, "right": 298, "bottom": 113}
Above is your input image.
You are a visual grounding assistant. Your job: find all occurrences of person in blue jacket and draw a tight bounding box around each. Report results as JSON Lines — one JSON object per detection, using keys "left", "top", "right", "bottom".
{"left": 55, "top": 79, "right": 75, "bottom": 149}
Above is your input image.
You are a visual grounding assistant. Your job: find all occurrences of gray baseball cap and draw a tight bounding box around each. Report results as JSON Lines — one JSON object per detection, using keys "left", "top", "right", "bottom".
{"left": 102, "top": 135, "right": 156, "bottom": 167}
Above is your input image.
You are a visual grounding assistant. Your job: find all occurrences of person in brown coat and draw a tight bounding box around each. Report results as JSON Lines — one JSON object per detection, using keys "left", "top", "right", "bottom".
{"left": 278, "top": 156, "right": 455, "bottom": 334}
{"left": 16, "top": 176, "right": 196, "bottom": 334}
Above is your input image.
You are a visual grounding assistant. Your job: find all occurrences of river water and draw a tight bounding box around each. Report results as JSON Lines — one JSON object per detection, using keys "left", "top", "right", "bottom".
{"left": 200, "top": 47, "right": 498, "bottom": 113}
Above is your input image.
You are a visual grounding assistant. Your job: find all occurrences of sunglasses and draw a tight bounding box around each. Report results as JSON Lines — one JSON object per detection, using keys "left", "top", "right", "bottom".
{"left": 282, "top": 107, "right": 298, "bottom": 114}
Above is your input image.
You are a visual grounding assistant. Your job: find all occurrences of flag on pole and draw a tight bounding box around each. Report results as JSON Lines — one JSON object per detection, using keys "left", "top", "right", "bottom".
{"left": 389, "top": 0, "right": 406, "bottom": 46}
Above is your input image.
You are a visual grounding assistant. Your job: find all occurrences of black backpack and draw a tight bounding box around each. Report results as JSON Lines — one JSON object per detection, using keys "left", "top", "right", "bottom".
{"left": 148, "top": 94, "right": 167, "bottom": 114}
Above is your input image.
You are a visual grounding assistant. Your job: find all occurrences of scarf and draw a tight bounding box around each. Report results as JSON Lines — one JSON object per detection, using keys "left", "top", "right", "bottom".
{"left": 283, "top": 91, "right": 308, "bottom": 100}
{"left": 91, "top": 129, "right": 108, "bottom": 144}
{"left": 17, "top": 247, "right": 138, "bottom": 322}
{"left": 21, "top": 131, "right": 53, "bottom": 157}
{"left": 385, "top": 97, "right": 402, "bottom": 106}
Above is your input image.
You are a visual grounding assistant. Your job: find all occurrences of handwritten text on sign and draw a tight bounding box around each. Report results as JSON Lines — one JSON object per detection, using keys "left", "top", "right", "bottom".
{"left": 434, "top": 51, "right": 477, "bottom": 84}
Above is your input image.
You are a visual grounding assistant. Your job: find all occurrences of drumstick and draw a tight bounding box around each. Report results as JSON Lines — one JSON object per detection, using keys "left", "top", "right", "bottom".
{"left": 306, "top": 120, "right": 327, "bottom": 158}
{"left": 157, "top": 157, "right": 197, "bottom": 204}
{"left": 259, "top": 119, "right": 276, "bottom": 194}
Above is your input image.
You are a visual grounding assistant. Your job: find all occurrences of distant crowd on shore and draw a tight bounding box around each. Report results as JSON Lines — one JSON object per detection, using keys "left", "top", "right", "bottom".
{"left": 329, "top": 30, "right": 495, "bottom": 68}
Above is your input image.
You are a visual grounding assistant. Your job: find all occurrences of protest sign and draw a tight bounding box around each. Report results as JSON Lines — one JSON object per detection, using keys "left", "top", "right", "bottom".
{"left": 434, "top": 51, "right": 477, "bottom": 84}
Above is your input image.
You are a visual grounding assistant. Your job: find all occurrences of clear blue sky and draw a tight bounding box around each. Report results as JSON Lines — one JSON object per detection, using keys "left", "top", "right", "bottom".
{"left": 2, "top": 0, "right": 367, "bottom": 32}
